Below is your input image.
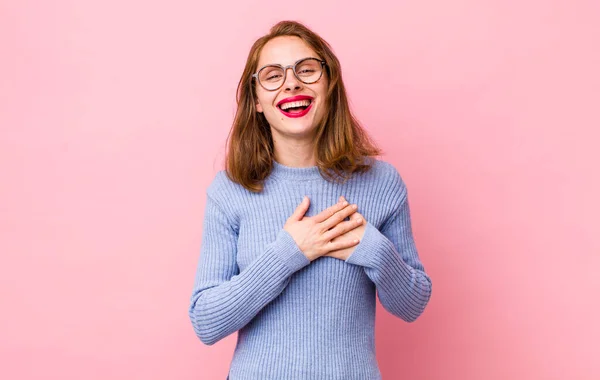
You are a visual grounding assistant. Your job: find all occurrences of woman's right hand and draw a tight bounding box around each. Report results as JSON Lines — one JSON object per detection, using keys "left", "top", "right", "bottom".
{"left": 283, "top": 196, "right": 364, "bottom": 262}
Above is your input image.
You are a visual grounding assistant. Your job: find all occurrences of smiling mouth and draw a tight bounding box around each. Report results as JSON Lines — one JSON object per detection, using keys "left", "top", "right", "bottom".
{"left": 277, "top": 99, "right": 312, "bottom": 113}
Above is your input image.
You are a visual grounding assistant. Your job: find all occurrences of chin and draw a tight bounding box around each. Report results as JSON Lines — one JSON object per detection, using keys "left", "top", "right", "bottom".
{"left": 288, "top": 125, "right": 316, "bottom": 136}
{"left": 276, "top": 122, "right": 317, "bottom": 137}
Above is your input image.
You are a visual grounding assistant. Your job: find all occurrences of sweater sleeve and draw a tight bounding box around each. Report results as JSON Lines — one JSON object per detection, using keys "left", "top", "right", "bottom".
{"left": 344, "top": 178, "right": 432, "bottom": 322}
{"left": 188, "top": 193, "right": 310, "bottom": 345}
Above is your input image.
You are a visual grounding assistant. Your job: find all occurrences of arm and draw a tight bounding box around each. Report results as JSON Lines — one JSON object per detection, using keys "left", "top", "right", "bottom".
{"left": 345, "top": 182, "right": 432, "bottom": 322}
{"left": 188, "top": 194, "right": 310, "bottom": 345}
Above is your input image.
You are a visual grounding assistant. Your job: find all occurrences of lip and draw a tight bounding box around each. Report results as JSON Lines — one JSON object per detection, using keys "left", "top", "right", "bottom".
{"left": 276, "top": 95, "right": 314, "bottom": 107}
{"left": 278, "top": 101, "right": 313, "bottom": 118}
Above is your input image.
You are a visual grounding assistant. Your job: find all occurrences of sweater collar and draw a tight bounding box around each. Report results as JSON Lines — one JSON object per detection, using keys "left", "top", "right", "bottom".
{"left": 270, "top": 159, "right": 324, "bottom": 181}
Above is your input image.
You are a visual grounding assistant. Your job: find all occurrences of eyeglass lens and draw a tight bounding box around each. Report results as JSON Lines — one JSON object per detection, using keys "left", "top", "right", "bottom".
{"left": 258, "top": 59, "right": 322, "bottom": 90}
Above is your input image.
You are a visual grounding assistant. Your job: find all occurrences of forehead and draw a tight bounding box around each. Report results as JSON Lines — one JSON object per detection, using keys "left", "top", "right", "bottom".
{"left": 257, "top": 36, "right": 319, "bottom": 67}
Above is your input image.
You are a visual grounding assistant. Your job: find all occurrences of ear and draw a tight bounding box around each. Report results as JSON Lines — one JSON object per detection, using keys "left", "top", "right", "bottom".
{"left": 255, "top": 99, "right": 263, "bottom": 113}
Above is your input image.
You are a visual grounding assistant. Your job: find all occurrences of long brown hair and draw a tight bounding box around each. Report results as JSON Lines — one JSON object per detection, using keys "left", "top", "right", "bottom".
{"left": 225, "top": 20, "right": 382, "bottom": 192}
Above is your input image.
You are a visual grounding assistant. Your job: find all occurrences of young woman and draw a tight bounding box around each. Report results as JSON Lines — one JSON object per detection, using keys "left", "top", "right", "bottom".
{"left": 189, "top": 20, "right": 432, "bottom": 380}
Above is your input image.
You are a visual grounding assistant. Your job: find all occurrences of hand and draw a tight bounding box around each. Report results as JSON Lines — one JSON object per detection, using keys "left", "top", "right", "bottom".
{"left": 324, "top": 197, "right": 367, "bottom": 261}
{"left": 284, "top": 196, "right": 363, "bottom": 262}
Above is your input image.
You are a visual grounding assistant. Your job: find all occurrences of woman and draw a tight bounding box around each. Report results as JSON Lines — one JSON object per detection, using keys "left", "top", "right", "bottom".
{"left": 189, "top": 20, "right": 432, "bottom": 380}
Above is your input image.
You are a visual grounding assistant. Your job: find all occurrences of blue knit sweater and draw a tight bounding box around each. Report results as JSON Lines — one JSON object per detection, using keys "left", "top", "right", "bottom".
{"left": 188, "top": 158, "right": 432, "bottom": 379}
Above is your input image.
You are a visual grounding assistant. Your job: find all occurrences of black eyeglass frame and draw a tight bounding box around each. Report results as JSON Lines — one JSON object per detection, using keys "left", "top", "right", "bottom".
{"left": 252, "top": 57, "right": 327, "bottom": 91}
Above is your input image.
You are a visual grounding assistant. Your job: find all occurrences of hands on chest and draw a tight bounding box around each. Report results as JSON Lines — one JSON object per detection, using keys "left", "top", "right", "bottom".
{"left": 283, "top": 195, "right": 366, "bottom": 262}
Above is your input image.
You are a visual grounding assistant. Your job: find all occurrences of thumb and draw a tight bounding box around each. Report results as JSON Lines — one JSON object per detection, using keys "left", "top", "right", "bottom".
{"left": 291, "top": 196, "right": 310, "bottom": 221}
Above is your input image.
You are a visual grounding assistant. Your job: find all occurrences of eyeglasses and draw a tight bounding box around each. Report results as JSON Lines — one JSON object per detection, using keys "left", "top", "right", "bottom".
{"left": 252, "top": 57, "right": 326, "bottom": 91}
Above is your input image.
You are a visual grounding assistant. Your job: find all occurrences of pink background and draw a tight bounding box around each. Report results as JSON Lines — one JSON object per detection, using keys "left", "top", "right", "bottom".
{"left": 1, "top": 1, "right": 599, "bottom": 379}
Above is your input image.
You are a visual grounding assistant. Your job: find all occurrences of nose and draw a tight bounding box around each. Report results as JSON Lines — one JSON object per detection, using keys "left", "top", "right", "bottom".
{"left": 282, "top": 67, "right": 302, "bottom": 91}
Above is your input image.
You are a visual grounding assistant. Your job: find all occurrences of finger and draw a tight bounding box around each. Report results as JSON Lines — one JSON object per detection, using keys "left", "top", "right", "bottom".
{"left": 312, "top": 198, "right": 347, "bottom": 223}
{"left": 343, "top": 210, "right": 360, "bottom": 222}
{"left": 290, "top": 196, "right": 310, "bottom": 221}
{"left": 348, "top": 212, "right": 363, "bottom": 221}
{"left": 320, "top": 203, "right": 358, "bottom": 231}
{"left": 327, "top": 237, "right": 360, "bottom": 252}
{"left": 322, "top": 217, "right": 363, "bottom": 241}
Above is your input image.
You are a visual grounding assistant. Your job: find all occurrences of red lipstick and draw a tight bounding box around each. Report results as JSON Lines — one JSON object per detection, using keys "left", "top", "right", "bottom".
{"left": 278, "top": 102, "right": 313, "bottom": 118}
{"left": 276, "top": 95, "right": 314, "bottom": 118}
{"left": 276, "top": 95, "right": 313, "bottom": 107}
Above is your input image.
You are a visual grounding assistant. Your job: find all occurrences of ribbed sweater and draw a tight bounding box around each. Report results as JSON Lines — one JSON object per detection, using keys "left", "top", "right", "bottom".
{"left": 188, "top": 158, "right": 432, "bottom": 380}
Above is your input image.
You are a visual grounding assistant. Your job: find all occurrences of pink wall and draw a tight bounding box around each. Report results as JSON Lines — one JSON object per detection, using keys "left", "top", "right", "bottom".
{"left": 1, "top": 1, "right": 598, "bottom": 379}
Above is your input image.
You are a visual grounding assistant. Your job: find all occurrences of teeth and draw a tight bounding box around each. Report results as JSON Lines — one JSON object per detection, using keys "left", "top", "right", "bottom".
{"left": 280, "top": 99, "right": 311, "bottom": 110}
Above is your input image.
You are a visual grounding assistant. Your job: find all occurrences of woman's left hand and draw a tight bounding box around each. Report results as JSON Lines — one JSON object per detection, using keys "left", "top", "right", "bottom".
{"left": 324, "top": 205, "right": 367, "bottom": 261}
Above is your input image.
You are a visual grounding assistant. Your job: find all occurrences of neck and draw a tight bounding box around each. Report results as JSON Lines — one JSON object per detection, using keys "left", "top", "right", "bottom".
{"left": 274, "top": 154, "right": 316, "bottom": 168}
{"left": 272, "top": 131, "right": 317, "bottom": 168}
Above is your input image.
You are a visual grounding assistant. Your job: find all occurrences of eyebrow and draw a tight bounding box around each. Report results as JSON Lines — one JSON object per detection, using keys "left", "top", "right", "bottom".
{"left": 259, "top": 56, "right": 322, "bottom": 67}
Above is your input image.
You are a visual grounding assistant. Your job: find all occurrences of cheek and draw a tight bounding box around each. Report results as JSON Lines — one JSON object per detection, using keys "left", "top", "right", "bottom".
{"left": 316, "top": 95, "right": 328, "bottom": 114}
{"left": 256, "top": 93, "right": 277, "bottom": 113}
{"left": 315, "top": 84, "right": 328, "bottom": 108}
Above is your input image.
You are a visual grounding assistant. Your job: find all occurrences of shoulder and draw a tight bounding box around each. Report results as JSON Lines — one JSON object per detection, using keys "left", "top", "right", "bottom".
{"left": 206, "top": 170, "right": 231, "bottom": 198}
{"left": 206, "top": 170, "right": 249, "bottom": 199}
{"left": 206, "top": 170, "right": 248, "bottom": 207}
{"left": 205, "top": 170, "right": 243, "bottom": 230}
{"left": 364, "top": 158, "right": 406, "bottom": 188}
{"left": 362, "top": 158, "right": 408, "bottom": 208}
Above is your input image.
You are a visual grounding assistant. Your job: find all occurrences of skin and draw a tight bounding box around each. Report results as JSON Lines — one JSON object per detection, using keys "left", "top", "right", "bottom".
{"left": 254, "top": 35, "right": 328, "bottom": 168}
{"left": 326, "top": 196, "right": 367, "bottom": 261}
{"left": 255, "top": 36, "right": 367, "bottom": 261}
{"left": 284, "top": 195, "right": 367, "bottom": 262}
